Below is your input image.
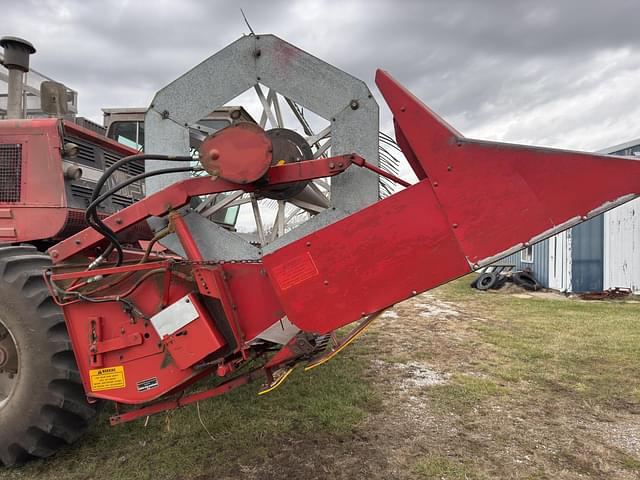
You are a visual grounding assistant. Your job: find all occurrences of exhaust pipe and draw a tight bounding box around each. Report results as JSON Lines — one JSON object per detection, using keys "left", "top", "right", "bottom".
{"left": 1, "top": 36, "right": 36, "bottom": 119}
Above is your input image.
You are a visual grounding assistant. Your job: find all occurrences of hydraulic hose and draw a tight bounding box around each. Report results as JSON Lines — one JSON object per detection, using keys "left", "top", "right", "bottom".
{"left": 86, "top": 154, "right": 195, "bottom": 266}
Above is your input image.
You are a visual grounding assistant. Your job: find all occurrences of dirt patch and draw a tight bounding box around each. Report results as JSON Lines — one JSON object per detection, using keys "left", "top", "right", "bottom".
{"left": 372, "top": 359, "right": 449, "bottom": 389}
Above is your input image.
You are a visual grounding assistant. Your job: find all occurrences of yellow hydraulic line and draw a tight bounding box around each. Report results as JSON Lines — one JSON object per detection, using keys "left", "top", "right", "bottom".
{"left": 304, "top": 310, "right": 384, "bottom": 372}
{"left": 257, "top": 366, "right": 296, "bottom": 396}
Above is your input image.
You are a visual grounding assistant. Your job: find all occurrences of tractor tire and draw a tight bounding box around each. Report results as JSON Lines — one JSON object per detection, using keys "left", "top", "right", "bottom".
{"left": 0, "top": 246, "right": 97, "bottom": 466}
{"left": 475, "top": 272, "right": 498, "bottom": 291}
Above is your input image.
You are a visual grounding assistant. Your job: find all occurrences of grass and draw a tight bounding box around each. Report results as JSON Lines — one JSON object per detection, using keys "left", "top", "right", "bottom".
{"left": 3, "top": 275, "right": 640, "bottom": 478}
{"left": 428, "top": 374, "right": 507, "bottom": 413}
{"left": 471, "top": 291, "right": 640, "bottom": 410}
{"left": 0, "top": 349, "right": 378, "bottom": 480}
{"left": 415, "top": 454, "right": 486, "bottom": 479}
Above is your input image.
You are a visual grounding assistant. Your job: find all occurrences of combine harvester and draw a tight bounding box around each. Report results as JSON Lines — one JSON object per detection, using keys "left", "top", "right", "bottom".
{"left": 1, "top": 34, "right": 639, "bottom": 465}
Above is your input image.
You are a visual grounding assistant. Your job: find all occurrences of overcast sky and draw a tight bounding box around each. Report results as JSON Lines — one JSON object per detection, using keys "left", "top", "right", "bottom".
{"left": 6, "top": 0, "right": 640, "bottom": 154}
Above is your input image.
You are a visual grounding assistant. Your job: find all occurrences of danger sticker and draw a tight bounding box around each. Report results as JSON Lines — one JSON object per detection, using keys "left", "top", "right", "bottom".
{"left": 89, "top": 366, "right": 126, "bottom": 392}
{"left": 270, "top": 252, "right": 319, "bottom": 291}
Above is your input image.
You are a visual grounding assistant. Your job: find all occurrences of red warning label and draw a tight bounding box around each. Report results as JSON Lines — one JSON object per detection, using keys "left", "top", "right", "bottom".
{"left": 270, "top": 252, "right": 319, "bottom": 291}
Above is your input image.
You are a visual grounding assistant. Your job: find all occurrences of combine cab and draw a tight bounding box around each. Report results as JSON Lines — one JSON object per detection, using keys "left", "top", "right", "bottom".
{"left": 1, "top": 33, "right": 639, "bottom": 466}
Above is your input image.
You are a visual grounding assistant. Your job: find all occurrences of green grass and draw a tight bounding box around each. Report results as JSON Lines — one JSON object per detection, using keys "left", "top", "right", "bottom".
{"left": 415, "top": 454, "right": 486, "bottom": 479}
{"left": 621, "top": 454, "right": 640, "bottom": 470}
{"left": 0, "top": 350, "right": 378, "bottom": 480}
{"left": 428, "top": 374, "right": 507, "bottom": 413}
{"left": 437, "top": 277, "right": 640, "bottom": 411}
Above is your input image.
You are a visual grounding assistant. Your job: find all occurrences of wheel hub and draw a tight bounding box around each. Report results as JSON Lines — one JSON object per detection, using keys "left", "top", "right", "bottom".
{"left": 0, "top": 345, "right": 7, "bottom": 367}
{"left": 258, "top": 128, "right": 313, "bottom": 200}
{"left": 0, "top": 319, "right": 19, "bottom": 408}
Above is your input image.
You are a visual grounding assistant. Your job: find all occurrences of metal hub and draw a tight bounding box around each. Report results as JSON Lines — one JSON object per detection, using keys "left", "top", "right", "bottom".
{"left": 259, "top": 128, "right": 313, "bottom": 200}
{"left": 0, "top": 319, "right": 19, "bottom": 409}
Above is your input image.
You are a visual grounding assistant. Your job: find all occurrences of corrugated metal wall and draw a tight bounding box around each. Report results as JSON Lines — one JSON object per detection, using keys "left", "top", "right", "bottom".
{"left": 501, "top": 240, "right": 549, "bottom": 286}
{"left": 602, "top": 142, "right": 640, "bottom": 293}
{"left": 604, "top": 197, "right": 640, "bottom": 292}
{"left": 571, "top": 216, "right": 604, "bottom": 292}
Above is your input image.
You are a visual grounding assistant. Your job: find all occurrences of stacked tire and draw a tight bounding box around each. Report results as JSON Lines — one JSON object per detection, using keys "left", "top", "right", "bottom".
{"left": 471, "top": 269, "right": 541, "bottom": 292}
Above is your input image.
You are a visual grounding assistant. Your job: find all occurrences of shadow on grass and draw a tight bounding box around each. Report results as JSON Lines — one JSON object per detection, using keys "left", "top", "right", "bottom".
{"left": 1, "top": 350, "right": 379, "bottom": 480}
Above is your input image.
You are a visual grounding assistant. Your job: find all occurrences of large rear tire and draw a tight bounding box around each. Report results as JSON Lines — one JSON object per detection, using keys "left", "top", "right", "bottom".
{"left": 0, "top": 246, "right": 97, "bottom": 466}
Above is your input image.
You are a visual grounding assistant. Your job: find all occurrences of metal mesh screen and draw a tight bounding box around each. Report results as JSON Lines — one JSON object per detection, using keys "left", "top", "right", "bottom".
{"left": 0, "top": 144, "right": 22, "bottom": 203}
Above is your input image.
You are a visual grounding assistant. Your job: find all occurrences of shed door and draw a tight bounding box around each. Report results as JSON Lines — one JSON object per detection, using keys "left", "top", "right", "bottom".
{"left": 548, "top": 230, "right": 571, "bottom": 292}
{"left": 571, "top": 216, "right": 604, "bottom": 292}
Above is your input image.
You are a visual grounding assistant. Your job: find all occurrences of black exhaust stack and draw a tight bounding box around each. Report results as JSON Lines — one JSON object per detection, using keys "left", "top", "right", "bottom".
{"left": 1, "top": 36, "right": 36, "bottom": 119}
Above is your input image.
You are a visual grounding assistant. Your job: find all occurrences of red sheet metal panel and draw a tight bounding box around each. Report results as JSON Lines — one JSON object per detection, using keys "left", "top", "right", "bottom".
{"left": 376, "top": 69, "right": 640, "bottom": 266}
{"left": 223, "top": 263, "right": 286, "bottom": 342}
{"left": 262, "top": 181, "right": 472, "bottom": 333}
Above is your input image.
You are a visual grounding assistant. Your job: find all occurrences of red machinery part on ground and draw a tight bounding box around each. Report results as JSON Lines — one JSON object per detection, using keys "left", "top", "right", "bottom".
{"left": 46, "top": 70, "right": 640, "bottom": 423}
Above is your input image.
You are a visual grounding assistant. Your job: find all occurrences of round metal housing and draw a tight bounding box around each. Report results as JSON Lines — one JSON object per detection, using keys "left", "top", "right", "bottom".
{"left": 199, "top": 122, "right": 272, "bottom": 184}
{"left": 0, "top": 36, "right": 36, "bottom": 72}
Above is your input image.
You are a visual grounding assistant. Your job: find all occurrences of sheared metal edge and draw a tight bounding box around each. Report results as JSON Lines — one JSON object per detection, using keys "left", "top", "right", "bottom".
{"left": 250, "top": 316, "right": 299, "bottom": 345}
{"left": 470, "top": 193, "right": 638, "bottom": 269}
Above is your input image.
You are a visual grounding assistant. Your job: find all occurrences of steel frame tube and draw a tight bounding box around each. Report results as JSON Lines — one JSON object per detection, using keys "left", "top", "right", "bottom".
{"left": 6, "top": 69, "right": 24, "bottom": 119}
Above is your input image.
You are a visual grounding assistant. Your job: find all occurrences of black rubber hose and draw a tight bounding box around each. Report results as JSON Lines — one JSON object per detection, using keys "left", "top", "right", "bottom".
{"left": 89, "top": 154, "right": 193, "bottom": 204}
{"left": 87, "top": 165, "right": 198, "bottom": 252}
{"left": 85, "top": 154, "right": 193, "bottom": 265}
{"left": 87, "top": 165, "right": 198, "bottom": 266}
{"left": 86, "top": 161, "right": 196, "bottom": 266}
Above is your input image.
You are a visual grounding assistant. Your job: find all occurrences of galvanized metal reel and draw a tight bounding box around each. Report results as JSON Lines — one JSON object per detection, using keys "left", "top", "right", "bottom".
{"left": 144, "top": 34, "right": 379, "bottom": 261}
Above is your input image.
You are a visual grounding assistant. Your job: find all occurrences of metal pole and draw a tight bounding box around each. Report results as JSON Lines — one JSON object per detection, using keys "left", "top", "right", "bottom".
{"left": 6, "top": 69, "right": 23, "bottom": 119}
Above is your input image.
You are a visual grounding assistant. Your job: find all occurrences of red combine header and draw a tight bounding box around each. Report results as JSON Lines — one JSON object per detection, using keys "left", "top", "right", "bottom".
{"left": 46, "top": 68, "right": 640, "bottom": 421}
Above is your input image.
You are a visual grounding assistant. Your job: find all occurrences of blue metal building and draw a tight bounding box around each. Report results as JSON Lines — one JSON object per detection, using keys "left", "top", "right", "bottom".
{"left": 501, "top": 139, "right": 640, "bottom": 293}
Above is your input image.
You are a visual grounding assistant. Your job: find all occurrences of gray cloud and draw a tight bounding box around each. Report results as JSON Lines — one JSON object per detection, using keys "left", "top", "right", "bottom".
{"left": 4, "top": 0, "right": 640, "bottom": 155}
